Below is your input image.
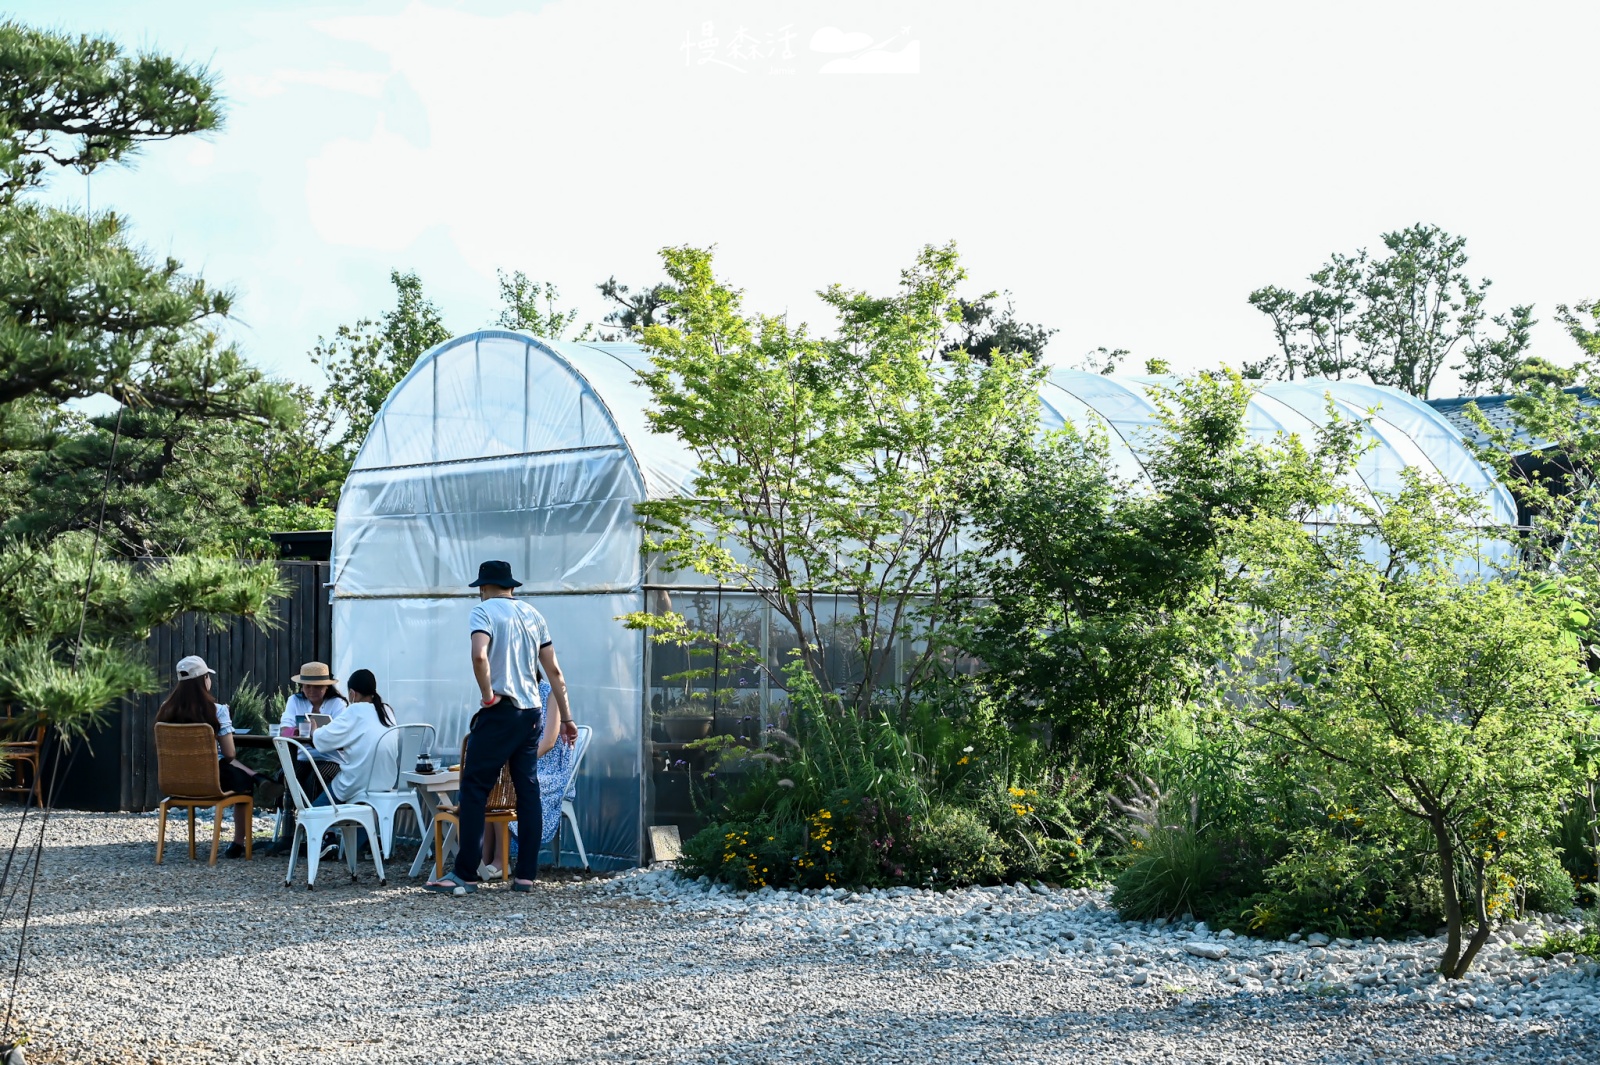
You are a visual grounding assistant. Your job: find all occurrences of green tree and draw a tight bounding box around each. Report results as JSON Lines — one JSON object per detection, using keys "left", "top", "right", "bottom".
{"left": 626, "top": 242, "right": 1043, "bottom": 714}
{"left": 0, "top": 19, "right": 285, "bottom": 739}
{"left": 312, "top": 269, "right": 451, "bottom": 456}
{"left": 938, "top": 291, "right": 1055, "bottom": 365}
{"left": 595, "top": 274, "right": 678, "bottom": 339}
{"left": 959, "top": 370, "right": 1358, "bottom": 783}
{"left": 7, "top": 335, "right": 293, "bottom": 555}
{"left": 1239, "top": 474, "right": 1593, "bottom": 978}
{"left": 495, "top": 269, "right": 589, "bottom": 340}
{"left": 1246, "top": 224, "right": 1533, "bottom": 398}
{"left": 1555, "top": 298, "right": 1600, "bottom": 362}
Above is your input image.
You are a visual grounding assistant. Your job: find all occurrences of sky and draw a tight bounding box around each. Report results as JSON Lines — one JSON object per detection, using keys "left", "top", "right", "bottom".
{"left": 15, "top": 0, "right": 1600, "bottom": 396}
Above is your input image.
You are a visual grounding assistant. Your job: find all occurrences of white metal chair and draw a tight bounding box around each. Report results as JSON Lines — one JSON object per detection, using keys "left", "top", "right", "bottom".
{"left": 550, "top": 725, "right": 592, "bottom": 870}
{"left": 272, "top": 736, "right": 387, "bottom": 890}
{"left": 353, "top": 723, "right": 436, "bottom": 858}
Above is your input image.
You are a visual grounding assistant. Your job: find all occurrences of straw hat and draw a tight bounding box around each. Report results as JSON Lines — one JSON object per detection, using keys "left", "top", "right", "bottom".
{"left": 290, "top": 661, "right": 339, "bottom": 686}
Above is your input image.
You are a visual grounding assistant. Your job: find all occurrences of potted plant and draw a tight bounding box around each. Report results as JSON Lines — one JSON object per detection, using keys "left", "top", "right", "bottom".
{"left": 662, "top": 704, "right": 714, "bottom": 742}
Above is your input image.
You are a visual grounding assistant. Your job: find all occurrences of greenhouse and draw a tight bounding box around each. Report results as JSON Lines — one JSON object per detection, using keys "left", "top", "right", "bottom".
{"left": 330, "top": 330, "right": 1517, "bottom": 869}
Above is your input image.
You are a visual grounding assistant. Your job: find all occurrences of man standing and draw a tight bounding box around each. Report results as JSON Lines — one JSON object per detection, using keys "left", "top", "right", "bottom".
{"left": 425, "top": 560, "right": 575, "bottom": 895}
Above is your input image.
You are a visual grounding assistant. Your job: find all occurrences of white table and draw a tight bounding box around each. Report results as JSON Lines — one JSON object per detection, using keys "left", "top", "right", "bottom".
{"left": 401, "top": 769, "right": 460, "bottom": 878}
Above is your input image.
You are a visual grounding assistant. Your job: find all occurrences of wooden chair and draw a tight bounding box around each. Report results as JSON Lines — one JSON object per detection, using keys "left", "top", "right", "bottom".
{"left": 0, "top": 704, "right": 46, "bottom": 804}
{"left": 432, "top": 737, "right": 515, "bottom": 881}
{"left": 154, "top": 723, "right": 254, "bottom": 866}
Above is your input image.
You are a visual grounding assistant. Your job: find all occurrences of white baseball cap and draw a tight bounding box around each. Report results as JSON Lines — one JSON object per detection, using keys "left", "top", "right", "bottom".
{"left": 175, "top": 655, "right": 216, "bottom": 681}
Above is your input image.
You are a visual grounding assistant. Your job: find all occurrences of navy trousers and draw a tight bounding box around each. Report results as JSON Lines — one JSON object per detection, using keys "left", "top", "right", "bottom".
{"left": 452, "top": 699, "right": 543, "bottom": 882}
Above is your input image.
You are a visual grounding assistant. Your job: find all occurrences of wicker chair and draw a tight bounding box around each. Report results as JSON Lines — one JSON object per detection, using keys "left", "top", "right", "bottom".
{"left": 431, "top": 736, "right": 516, "bottom": 881}
{"left": 154, "top": 723, "right": 254, "bottom": 865}
{"left": 1, "top": 704, "right": 45, "bottom": 804}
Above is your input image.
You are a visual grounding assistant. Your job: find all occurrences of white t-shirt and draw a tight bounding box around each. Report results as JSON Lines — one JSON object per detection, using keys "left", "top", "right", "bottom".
{"left": 278, "top": 694, "right": 347, "bottom": 757}
{"left": 278, "top": 691, "right": 347, "bottom": 731}
{"left": 468, "top": 597, "right": 552, "bottom": 710}
{"left": 210, "top": 703, "right": 234, "bottom": 757}
{"left": 310, "top": 702, "right": 394, "bottom": 802}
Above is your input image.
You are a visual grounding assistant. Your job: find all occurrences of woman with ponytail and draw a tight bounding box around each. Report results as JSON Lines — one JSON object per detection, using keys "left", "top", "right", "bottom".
{"left": 307, "top": 668, "right": 396, "bottom": 805}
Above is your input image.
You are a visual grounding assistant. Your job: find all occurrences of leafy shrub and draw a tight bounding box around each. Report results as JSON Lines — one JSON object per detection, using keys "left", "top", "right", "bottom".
{"left": 911, "top": 804, "right": 1005, "bottom": 887}
{"left": 1238, "top": 827, "right": 1439, "bottom": 939}
{"left": 1517, "top": 917, "right": 1600, "bottom": 961}
{"left": 1111, "top": 823, "right": 1223, "bottom": 921}
{"left": 1505, "top": 843, "right": 1577, "bottom": 916}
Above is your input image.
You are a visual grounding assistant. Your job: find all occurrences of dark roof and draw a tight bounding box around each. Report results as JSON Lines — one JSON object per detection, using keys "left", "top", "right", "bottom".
{"left": 268, "top": 529, "right": 332, "bottom": 562}
{"left": 1425, "top": 386, "right": 1597, "bottom": 451}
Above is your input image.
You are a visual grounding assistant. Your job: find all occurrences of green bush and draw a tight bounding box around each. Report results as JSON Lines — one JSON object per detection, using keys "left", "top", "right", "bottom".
{"left": 1507, "top": 843, "right": 1577, "bottom": 916}
{"left": 1237, "top": 827, "right": 1439, "bottom": 939}
{"left": 911, "top": 804, "right": 1005, "bottom": 887}
{"left": 1110, "top": 823, "right": 1222, "bottom": 921}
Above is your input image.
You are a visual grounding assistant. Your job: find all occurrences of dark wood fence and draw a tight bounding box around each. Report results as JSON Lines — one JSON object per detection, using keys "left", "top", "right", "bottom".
{"left": 52, "top": 561, "right": 331, "bottom": 812}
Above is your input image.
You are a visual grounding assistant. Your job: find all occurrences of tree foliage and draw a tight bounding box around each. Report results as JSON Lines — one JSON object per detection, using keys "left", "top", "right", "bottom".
{"left": 959, "top": 370, "right": 1360, "bottom": 784}
{"left": 1245, "top": 224, "right": 1533, "bottom": 398}
{"left": 626, "top": 242, "right": 1042, "bottom": 714}
{"left": 495, "top": 269, "right": 587, "bottom": 340}
{"left": 595, "top": 274, "right": 678, "bottom": 339}
{"left": 0, "top": 20, "right": 220, "bottom": 201}
{"left": 1238, "top": 474, "right": 1594, "bottom": 978}
{"left": 0, "top": 19, "right": 286, "bottom": 738}
{"left": 938, "top": 291, "right": 1055, "bottom": 365}
{"left": 311, "top": 269, "right": 450, "bottom": 456}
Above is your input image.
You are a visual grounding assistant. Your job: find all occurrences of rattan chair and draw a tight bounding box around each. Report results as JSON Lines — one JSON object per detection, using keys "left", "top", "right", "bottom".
{"left": 431, "top": 736, "right": 516, "bottom": 881}
{"left": 154, "top": 723, "right": 254, "bottom": 865}
{"left": 1, "top": 703, "right": 45, "bottom": 804}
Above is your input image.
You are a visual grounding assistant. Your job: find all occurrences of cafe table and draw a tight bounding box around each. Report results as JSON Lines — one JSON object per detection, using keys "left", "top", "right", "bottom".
{"left": 401, "top": 768, "right": 461, "bottom": 878}
{"left": 228, "top": 730, "right": 282, "bottom": 750}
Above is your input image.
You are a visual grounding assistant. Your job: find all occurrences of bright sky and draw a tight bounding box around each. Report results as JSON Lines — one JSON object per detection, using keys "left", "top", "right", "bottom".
{"left": 17, "top": 0, "right": 1600, "bottom": 395}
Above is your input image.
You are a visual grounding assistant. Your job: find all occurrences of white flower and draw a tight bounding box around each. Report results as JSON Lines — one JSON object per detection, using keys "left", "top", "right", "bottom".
{"left": 962, "top": 745, "right": 974, "bottom": 753}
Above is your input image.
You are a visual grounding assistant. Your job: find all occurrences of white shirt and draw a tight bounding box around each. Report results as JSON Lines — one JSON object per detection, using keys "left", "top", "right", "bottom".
{"left": 210, "top": 703, "right": 234, "bottom": 757}
{"left": 468, "top": 597, "right": 551, "bottom": 709}
{"left": 278, "top": 691, "right": 347, "bottom": 731}
{"left": 310, "top": 702, "right": 394, "bottom": 802}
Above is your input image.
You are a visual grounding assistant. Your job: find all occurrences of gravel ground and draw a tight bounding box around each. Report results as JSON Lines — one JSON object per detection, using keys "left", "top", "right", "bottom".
{"left": 2, "top": 810, "right": 1598, "bottom": 1064}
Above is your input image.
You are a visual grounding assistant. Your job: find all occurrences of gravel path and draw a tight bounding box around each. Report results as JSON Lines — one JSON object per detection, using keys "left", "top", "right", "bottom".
{"left": 3, "top": 810, "right": 1597, "bottom": 1064}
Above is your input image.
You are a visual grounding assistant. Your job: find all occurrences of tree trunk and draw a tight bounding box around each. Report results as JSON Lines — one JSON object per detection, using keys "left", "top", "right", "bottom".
{"left": 1431, "top": 816, "right": 1465, "bottom": 977}
{"left": 1451, "top": 855, "right": 1494, "bottom": 979}
{"left": 1587, "top": 782, "right": 1600, "bottom": 892}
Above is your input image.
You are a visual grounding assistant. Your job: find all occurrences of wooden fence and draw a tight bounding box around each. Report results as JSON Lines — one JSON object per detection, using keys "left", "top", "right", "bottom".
{"left": 53, "top": 560, "right": 332, "bottom": 812}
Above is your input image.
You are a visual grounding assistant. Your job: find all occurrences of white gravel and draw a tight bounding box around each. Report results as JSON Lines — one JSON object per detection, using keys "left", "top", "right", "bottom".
{"left": 4, "top": 810, "right": 1599, "bottom": 1064}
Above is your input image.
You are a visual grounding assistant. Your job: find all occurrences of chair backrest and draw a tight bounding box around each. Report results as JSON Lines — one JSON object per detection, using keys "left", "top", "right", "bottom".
{"left": 272, "top": 736, "right": 330, "bottom": 813}
{"left": 155, "top": 723, "right": 224, "bottom": 798}
{"left": 458, "top": 734, "right": 517, "bottom": 812}
{"left": 1, "top": 703, "right": 45, "bottom": 746}
{"left": 565, "top": 725, "right": 593, "bottom": 802}
{"left": 367, "top": 723, "right": 436, "bottom": 793}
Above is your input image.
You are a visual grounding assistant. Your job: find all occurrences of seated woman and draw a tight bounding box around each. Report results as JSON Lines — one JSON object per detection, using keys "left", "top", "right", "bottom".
{"left": 269, "top": 663, "right": 350, "bottom": 854}
{"left": 308, "top": 668, "right": 395, "bottom": 803}
{"left": 301, "top": 668, "right": 395, "bottom": 857}
{"left": 278, "top": 661, "right": 348, "bottom": 737}
{"left": 155, "top": 654, "right": 271, "bottom": 859}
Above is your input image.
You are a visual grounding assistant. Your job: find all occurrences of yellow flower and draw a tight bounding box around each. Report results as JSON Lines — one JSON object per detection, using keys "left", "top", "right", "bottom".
{"left": 957, "top": 756, "right": 969, "bottom": 765}
{"left": 1496, "top": 829, "right": 1506, "bottom": 840}
{"left": 1008, "top": 787, "right": 1027, "bottom": 798}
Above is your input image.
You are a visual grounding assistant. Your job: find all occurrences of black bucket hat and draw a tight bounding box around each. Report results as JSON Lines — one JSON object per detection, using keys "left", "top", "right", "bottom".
{"left": 469, "top": 560, "right": 522, "bottom": 588}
